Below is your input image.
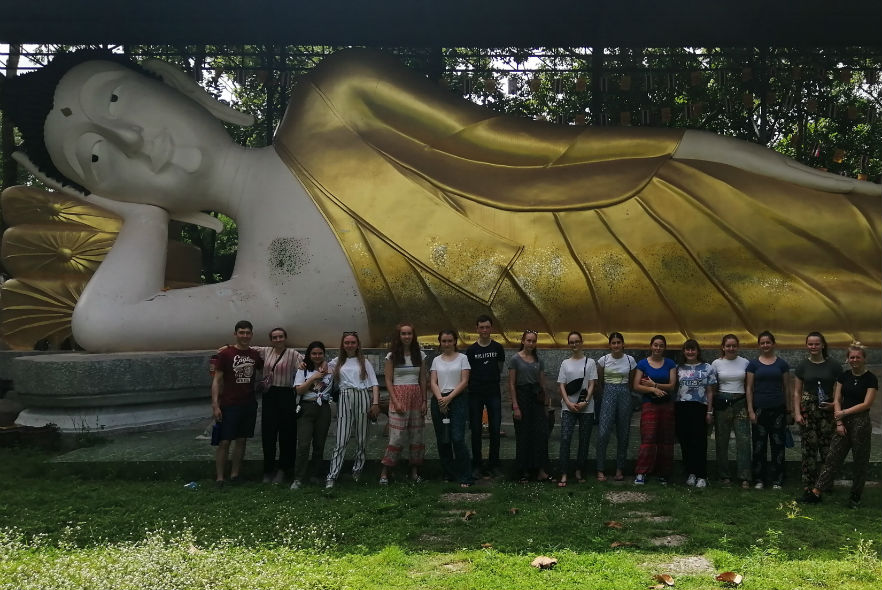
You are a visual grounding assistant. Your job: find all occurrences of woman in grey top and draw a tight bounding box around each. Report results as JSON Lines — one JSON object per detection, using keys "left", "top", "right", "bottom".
{"left": 509, "top": 330, "right": 551, "bottom": 482}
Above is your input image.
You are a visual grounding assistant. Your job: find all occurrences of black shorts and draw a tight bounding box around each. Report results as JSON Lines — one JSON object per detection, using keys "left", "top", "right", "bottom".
{"left": 218, "top": 402, "right": 258, "bottom": 441}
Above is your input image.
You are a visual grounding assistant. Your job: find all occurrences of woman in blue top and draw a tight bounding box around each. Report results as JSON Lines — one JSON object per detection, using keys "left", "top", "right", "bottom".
{"left": 675, "top": 339, "right": 717, "bottom": 488}
{"left": 632, "top": 335, "right": 678, "bottom": 485}
{"left": 746, "top": 330, "right": 792, "bottom": 489}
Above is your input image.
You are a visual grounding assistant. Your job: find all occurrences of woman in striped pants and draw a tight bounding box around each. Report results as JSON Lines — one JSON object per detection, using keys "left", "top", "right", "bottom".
{"left": 326, "top": 331, "right": 380, "bottom": 489}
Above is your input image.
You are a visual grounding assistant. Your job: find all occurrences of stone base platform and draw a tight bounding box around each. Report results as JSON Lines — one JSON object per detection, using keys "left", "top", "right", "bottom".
{"left": 7, "top": 350, "right": 214, "bottom": 433}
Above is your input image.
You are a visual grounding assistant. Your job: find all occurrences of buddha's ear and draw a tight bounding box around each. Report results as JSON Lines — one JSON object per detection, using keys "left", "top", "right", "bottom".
{"left": 142, "top": 58, "right": 255, "bottom": 128}
{"left": 12, "top": 151, "right": 87, "bottom": 198}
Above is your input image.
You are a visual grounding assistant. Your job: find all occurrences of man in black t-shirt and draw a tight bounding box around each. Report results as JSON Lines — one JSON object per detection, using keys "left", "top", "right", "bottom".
{"left": 466, "top": 315, "right": 506, "bottom": 477}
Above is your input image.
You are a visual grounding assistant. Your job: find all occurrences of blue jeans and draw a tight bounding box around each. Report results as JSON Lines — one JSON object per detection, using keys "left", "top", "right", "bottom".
{"left": 431, "top": 394, "right": 473, "bottom": 484}
{"left": 469, "top": 388, "right": 502, "bottom": 470}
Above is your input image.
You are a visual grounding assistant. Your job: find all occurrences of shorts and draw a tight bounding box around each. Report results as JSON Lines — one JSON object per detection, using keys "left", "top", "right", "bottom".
{"left": 218, "top": 401, "right": 258, "bottom": 441}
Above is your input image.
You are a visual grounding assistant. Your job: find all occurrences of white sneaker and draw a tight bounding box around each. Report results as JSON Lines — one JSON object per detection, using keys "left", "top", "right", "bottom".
{"left": 696, "top": 478, "right": 708, "bottom": 488}
{"left": 634, "top": 473, "right": 646, "bottom": 485}
{"left": 686, "top": 474, "right": 697, "bottom": 487}
{"left": 772, "top": 484, "right": 782, "bottom": 490}
{"left": 325, "top": 478, "right": 335, "bottom": 489}
{"left": 754, "top": 482, "right": 764, "bottom": 490}
{"left": 289, "top": 480, "right": 302, "bottom": 490}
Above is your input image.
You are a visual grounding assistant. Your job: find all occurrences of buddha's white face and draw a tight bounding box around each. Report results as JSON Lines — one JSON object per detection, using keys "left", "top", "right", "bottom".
{"left": 44, "top": 60, "right": 231, "bottom": 207}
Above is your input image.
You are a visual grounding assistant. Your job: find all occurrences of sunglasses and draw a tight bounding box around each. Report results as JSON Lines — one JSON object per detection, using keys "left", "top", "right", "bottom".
{"left": 343, "top": 331, "right": 359, "bottom": 336}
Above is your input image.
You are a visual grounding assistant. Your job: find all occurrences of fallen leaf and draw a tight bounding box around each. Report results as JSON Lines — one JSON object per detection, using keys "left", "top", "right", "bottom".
{"left": 463, "top": 510, "right": 477, "bottom": 521}
{"left": 715, "top": 571, "right": 743, "bottom": 586}
{"left": 605, "top": 520, "right": 624, "bottom": 529}
{"left": 610, "top": 541, "right": 636, "bottom": 548}
{"left": 530, "top": 556, "right": 558, "bottom": 570}
{"left": 481, "top": 543, "right": 493, "bottom": 549}
{"left": 509, "top": 507, "right": 519, "bottom": 515}
{"left": 654, "top": 573, "right": 675, "bottom": 586}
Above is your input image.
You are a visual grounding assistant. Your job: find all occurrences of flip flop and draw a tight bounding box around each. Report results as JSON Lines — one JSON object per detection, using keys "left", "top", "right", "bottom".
{"left": 597, "top": 473, "right": 607, "bottom": 482}
{"left": 557, "top": 480, "right": 568, "bottom": 488}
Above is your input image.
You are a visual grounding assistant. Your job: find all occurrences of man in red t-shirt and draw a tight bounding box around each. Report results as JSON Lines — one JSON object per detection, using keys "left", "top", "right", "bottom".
{"left": 211, "top": 320, "right": 264, "bottom": 485}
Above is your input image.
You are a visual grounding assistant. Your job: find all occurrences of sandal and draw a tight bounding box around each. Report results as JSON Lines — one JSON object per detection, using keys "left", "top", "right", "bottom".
{"left": 379, "top": 476, "right": 389, "bottom": 485}
{"left": 596, "top": 472, "right": 607, "bottom": 482}
{"left": 557, "top": 479, "right": 568, "bottom": 488}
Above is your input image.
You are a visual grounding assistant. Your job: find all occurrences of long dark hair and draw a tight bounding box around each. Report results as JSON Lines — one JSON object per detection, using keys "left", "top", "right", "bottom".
{"left": 304, "top": 341, "right": 326, "bottom": 371}
{"left": 806, "top": 331, "right": 829, "bottom": 359}
{"left": 390, "top": 322, "right": 422, "bottom": 368}
{"left": 678, "top": 338, "right": 704, "bottom": 365}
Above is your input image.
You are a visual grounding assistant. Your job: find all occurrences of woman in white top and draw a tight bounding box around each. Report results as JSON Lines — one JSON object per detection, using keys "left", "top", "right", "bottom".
{"left": 252, "top": 327, "right": 304, "bottom": 484}
{"left": 556, "top": 331, "right": 597, "bottom": 486}
{"left": 290, "top": 341, "right": 333, "bottom": 490}
{"left": 710, "top": 333, "right": 751, "bottom": 488}
{"left": 430, "top": 329, "right": 473, "bottom": 487}
{"left": 325, "top": 331, "right": 380, "bottom": 489}
{"left": 595, "top": 332, "right": 637, "bottom": 482}
{"left": 379, "top": 322, "right": 428, "bottom": 484}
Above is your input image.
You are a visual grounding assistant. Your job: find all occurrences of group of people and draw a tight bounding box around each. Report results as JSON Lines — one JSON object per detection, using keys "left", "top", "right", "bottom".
{"left": 209, "top": 318, "right": 876, "bottom": 507}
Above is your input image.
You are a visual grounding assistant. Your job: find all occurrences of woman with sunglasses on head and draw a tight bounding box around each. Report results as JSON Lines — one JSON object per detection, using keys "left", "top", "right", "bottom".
{"left": 290, "top": 341, "right": 333, "bottom": 490}
{"left": 792, "top": 331, "right": 842, "bottom": 493}
{"left": 746, "top": 330, "right": 792, "bottom": 490}
{"left": 801, "top": 343, "right": 877, "bottom": 508}
{"left": 510, "top": 330, "right": 552, "bottom": 482}
{"left": 675, "top": 339, "right": 717, "bottom": 488}
{"left": 379, "top": 322, "right": 428, "bottom": 485}
{"left": 325, "top": 331, "right": 380, "bottom": 489}
{"left": 430, "top": 329, "right": 473, "bottom": 487}
{"left": 596, "top": 332, "right": 637, "bottom": 482}
{"left": 556, "top": 331, "right": 598, "bottom": 486}
{"left": 632, "top": 335, "right": 677, "bottom": 485}
{"left": 711, "top": 334, "right": 751, "bottom": 488}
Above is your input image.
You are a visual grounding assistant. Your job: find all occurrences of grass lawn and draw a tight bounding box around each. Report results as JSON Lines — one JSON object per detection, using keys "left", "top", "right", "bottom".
{"left": 0, "top": 449, "right": 879, "bottom": 589}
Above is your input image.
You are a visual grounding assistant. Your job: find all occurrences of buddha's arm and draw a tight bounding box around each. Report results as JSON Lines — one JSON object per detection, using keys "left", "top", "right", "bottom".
{"left": 70, "top": 199, "right": 267, "bottom": 351}
{"left": 675, "top": 130, "right": 881, "bottom": 197}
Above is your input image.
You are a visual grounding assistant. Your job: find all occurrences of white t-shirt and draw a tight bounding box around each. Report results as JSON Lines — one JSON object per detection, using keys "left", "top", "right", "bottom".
{"left": 597, "top": 353, "right": 636, "bottom": 384}
{"left": 385, "top": 351, "right": 427, "bottom": 386}
{"left": 293, "top": 368, "right": 332, "bottom": 401}
{"left": 711, "top": 356, "right": 749, "bottom": 394}
{"left": 556, "top": 356, "right": 598, "bottom": 413}
{"left": 431, "top": 353, "right": 470, "bottom": 393}
{"left": 329, "top": 356, "right": 379, "bottom": 390}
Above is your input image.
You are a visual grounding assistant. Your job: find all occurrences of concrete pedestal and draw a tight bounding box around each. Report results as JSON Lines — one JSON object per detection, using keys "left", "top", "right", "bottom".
{"left": 9, "top": 351, "right": 213, "bottom": 433}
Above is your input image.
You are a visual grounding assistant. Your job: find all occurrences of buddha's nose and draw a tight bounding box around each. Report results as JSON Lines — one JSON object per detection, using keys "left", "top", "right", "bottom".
{"left": 104, "top": 123, "right": 144, "bottom": 154}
